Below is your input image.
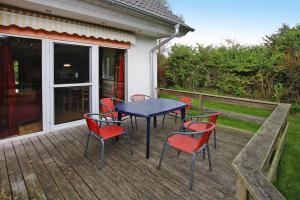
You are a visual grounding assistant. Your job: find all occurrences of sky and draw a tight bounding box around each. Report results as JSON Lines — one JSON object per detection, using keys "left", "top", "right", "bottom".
{"left": 168, "top": 0, "right": 300, "bottom": 46}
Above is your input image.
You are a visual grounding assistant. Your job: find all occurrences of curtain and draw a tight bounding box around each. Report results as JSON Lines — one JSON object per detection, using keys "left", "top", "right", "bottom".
{"left": 0, "top": 41, "right": 18, "bottom": 138}
{"left": 116, "top": 52, "right": 125, "bottom": 100}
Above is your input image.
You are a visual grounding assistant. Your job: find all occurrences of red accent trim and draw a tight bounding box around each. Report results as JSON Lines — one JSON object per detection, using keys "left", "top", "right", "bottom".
{"left": 0, "top": 25, "right": 131, "bottom": 49}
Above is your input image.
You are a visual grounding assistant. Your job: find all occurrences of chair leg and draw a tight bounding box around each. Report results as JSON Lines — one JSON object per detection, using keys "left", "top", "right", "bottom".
{"left": 202, "top": 149, "right": 205, "bottom": 160}
{"left": 177, "top": 150, "right": 181, "bottom": 158}
{"left": 214, "top": 129, "right": 217, "bottom": 149}
{"left": 158, "top": 142, "right": 168, "bottom": 169}
{"left": 207, "top": 145, "right": 212, "bottom": 171}
{"left": 162, "top": 114, "right": 166, "bottom": 126}
{"left": 189, "top": 154, "right": 196, "bottom": 190}
{"left": 100, "top": 139, "right": 105, "bottom": 168}
{"left": 135, "top": 116, "right": 138, "bottom": 130}
{"left": 174, "top": 113, "right": 177, "bottom": 122}
{"left": 84, "top": 132, "right": 91, "bottom": 157}
{"left": 126, "top": 132, "right": 133, "bottom": 156}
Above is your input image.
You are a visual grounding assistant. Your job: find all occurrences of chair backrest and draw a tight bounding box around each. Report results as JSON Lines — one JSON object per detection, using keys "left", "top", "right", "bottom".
{"left": 195, "top": 122, "right": 215, "bottom": 151}
{"left": 100, "top": 98, "right": 115, "bottom": 113}
{"left": 208, "top": 111, "right": 221, "bottom": 124}
{"left": 84, "top": 114, "right": 100, "bottom": 134}
{"left": 130, "top": 94, "right": 151, "bottom": 102}
{"left": 179, "top": 96, "right": 193, "bottom": 110}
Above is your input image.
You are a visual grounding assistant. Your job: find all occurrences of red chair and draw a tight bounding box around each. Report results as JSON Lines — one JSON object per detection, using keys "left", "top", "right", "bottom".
{"left": 157, "top": 122, "right": 215, "bottom": 190}
{"left": 182, "top": 111, "right": 221, "bottom": 149}
{"left": 130, "top": 94, "right": 151, "bottom": 102}
{"left": 130, "top": 94, "right": 151, "bottom": 129}
{"left": 84, "top": 113, "right": 132, "bottom": 167}
{"left": 162, "top": 96, "right": 193, "bottom": 126}
{"left": 100, "top": 97, "right": 134, "bottom": 131}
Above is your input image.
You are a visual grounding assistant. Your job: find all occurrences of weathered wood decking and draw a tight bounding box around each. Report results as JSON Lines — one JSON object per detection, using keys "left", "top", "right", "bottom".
{"left": 0, "top": 116, "right": 252, "bottom": 200}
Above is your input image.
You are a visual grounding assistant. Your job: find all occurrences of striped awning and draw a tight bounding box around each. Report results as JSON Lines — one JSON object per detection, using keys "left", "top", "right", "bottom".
{"left": 0, "top": 7, "right": 136, "bottom": 44}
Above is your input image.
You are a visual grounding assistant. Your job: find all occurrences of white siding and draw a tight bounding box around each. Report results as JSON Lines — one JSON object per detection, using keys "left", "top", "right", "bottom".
{"left": 127, "top": 35, "right": 157, "bottom": 101}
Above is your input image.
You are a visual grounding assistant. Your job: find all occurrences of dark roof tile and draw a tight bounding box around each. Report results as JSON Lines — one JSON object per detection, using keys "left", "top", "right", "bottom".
{"left": 113, "top": 0, "right": 192, "bottom": 29}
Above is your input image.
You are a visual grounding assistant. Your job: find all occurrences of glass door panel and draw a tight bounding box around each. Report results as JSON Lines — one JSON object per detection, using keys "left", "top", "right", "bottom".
{"left": 53, "top": 43, "right": 91, "bottom": 125}
{"left": 99, "top": 47, "right": 125, "bottom": 100}
{"left": 0, "top": 35, "right": 42, "bottom": 139}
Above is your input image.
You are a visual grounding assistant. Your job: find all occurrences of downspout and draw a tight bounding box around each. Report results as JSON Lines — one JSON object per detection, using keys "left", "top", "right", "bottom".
{"left": 150, "top": 24, "right": 180, "bottom": 98}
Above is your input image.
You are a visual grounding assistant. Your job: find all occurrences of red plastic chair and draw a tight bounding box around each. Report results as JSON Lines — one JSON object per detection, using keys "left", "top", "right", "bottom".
{"left": 130, "top": 94, "right": 151, "bottom": 102}
{"left": 100, "top": 97, "right": 134, "bottom": 131}
{"left": 130, "top": 94, "right": 151, "bottom": 129}
{"left": 162, "top": 96, "right": 193, "bottom": 126}
{"left": 157, "top": 122, "right": 215, "bottom": 190}
{"left": 182, "top": 111, "right": 221, "bottom": 149}
{"left": 83, "top": 113, "right": 132, "bottom": 168}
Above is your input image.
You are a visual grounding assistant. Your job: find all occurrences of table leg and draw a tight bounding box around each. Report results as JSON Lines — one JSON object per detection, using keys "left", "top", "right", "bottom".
{"left": 181, "top": 107, "right": 186, "bottom": 122}
{"left": 116, "top": 112, "right": 122, "bottom": 141}
{"left": 117, "top": 112, "right": 122, "bottom": 123}
{"left": 181, "top": 107, "right": 186, "bottom": 132}
{"left": 154, "top": 116, "right": 157, "bottom": 128}
{"left": 146, "top": 117, "right": 151, "bottom": 159}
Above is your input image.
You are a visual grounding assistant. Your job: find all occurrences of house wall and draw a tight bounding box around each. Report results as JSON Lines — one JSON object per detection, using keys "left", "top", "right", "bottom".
{"left": 127, "top": 35, "right": 157, "bottom": 100}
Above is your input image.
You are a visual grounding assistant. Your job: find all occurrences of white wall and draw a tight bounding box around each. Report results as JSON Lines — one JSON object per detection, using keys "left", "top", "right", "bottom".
{"left": 127, "top": 35, "right": 157, "bottom": 101}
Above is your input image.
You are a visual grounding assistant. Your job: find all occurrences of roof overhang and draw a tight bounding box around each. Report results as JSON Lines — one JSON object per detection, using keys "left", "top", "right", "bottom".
{"left": 0, "top": 0, "right": 193, "bottom": 39}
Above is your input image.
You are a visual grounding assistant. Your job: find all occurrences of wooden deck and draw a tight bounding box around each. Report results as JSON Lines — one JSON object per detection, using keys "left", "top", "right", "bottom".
{"left": 0, "top": 116, "right": 252, "bottom": 200}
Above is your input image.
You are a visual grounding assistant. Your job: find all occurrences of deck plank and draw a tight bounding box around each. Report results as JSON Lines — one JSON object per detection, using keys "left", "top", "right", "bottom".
{"left": 0, "top": 117, "right": 251, "bottom": 200}
{"left": 4, "top": 142, "right": 29, "bottom": 200}
{"left": 55, "top": 129, "right": 183, "bottom": 200}
{"left": 13, "top": 140, "right": 47, "bottom": 200}
{"left": 29, "top": 136, "right": 81, "bottom": 199}
{"left": 0, "top": 144, "right": 12, "bottom": 200}
{"left": 36, "top": 134, "right": 101, "bottom": 200}
{"left": 72, "top": 126, "right": 232, "bottom": 200}
{"left": 21, "top": 138, "right": 64, "bottom": 200}
{"left": 49, "top": 129, "right": 150, "bottom": 200}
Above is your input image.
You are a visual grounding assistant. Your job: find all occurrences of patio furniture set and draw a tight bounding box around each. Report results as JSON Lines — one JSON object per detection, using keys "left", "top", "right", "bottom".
{"left": 83, "top": 94, "right": 220, "bottom": 190}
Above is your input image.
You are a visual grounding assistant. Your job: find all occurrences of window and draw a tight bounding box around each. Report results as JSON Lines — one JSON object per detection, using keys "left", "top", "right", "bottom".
{"left": 53, "top": 43, "right": 91, "bottom": 124}
{"left": 0, "top": 35, "right": 42, "bottom": 138}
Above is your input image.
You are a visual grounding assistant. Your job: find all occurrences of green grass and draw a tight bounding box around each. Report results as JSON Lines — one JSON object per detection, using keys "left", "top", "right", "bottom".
{"left": 274, "top": 113, "right": 300, "bottom": 200}
{"left": 160, "top": 93, "right": 272, "bottom": 118}
{"left": 160, "top": 93, "right": 265, "bottom": 132}
{"left": 188, "top": 109, "right": 260, "bottom": 132}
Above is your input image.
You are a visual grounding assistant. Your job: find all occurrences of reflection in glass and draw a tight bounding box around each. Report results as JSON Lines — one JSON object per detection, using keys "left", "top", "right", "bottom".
{"left": 54, "top": 87, "right": 90, "bottom": 124}
{"left": 99, "top": 47, "right": 125, "bottom": 100}
{"left": 54, "top": 44, "right": 90, "bottom": 84}
{"left": 0, "top": 35, "right": 42, "bottom": 139}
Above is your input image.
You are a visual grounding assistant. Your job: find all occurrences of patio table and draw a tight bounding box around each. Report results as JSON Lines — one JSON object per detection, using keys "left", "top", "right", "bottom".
{"left": 116, "top": 98, "right": 186, "bottom": 159}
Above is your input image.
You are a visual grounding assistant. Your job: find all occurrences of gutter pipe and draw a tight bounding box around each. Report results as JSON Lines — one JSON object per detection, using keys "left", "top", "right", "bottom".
{"left": 149, "top": 23, "right": 180, "bottom": 97}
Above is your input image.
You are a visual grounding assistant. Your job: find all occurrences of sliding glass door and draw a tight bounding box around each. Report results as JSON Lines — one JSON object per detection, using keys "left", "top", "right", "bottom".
{"left": 52, "top": 43, "right": 92, "bottom": 125}
{"left": 0, "top": 35, "right": 42, "bottom": 139}
{"left": 99, "top": 47, "right": 125, "bottom": 100}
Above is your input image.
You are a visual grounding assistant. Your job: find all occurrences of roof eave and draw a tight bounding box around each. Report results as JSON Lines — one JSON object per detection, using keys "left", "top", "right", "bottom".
{"left": 107, "top": 0, "right": 195, "bottom": 34}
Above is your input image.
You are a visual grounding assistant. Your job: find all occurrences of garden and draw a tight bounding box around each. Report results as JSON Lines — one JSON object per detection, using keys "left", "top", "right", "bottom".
{"left": 158, "top": 24, "right": 300, "bottom": 199}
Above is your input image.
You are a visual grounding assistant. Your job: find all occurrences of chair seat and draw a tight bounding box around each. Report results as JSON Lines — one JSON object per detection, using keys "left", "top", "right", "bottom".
{"left": 172, "top": 109, "right": 181, "bottom": 114}
{"left": 183, "top": 121, "right": 207, "bottom": 132}
{"left": 168, "top": 134, "right": 201, "bottom": 153}
{"left": 98, "top": 125, "right": 125, "bottom": 139}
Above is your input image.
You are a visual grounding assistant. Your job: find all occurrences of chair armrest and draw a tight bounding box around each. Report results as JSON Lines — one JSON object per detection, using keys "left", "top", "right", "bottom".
{"left": 168, "top": 130, "right": 206, "bottom": 137}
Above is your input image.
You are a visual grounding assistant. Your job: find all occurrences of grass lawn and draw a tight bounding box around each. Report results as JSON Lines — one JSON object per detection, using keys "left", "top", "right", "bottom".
{"left": 160, "top": 92, "right": 300, "bottom": 199}
{"left": 160, "top": 93, "right": 269, "bottom": 132}
{"left": 275, "top": 113, "right": 300, "bottom": 200}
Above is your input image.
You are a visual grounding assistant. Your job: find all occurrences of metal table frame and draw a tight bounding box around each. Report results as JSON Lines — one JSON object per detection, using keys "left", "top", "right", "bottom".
{"left": 116, "top": 98, "right": 186, "bottom": 159}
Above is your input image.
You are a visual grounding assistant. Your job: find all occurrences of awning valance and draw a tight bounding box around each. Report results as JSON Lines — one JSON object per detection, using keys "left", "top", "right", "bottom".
{"left": 0, "top": 7, "right": 135, "bottom": 44}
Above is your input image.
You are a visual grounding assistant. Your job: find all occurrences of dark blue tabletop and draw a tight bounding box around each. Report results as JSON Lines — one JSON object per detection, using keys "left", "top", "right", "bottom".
{"left": 116, "top": 98, "right": 186, "bottom": 118}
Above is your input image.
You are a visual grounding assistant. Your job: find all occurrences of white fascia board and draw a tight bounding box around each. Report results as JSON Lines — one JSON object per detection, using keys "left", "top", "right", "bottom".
{"left": 1, "top": 0, "right": 176, "bottom": 38}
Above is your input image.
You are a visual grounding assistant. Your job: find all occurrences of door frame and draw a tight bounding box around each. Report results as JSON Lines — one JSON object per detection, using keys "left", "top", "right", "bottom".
{"left": 47, "top": 39, "right": 99, "bottom": 132}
